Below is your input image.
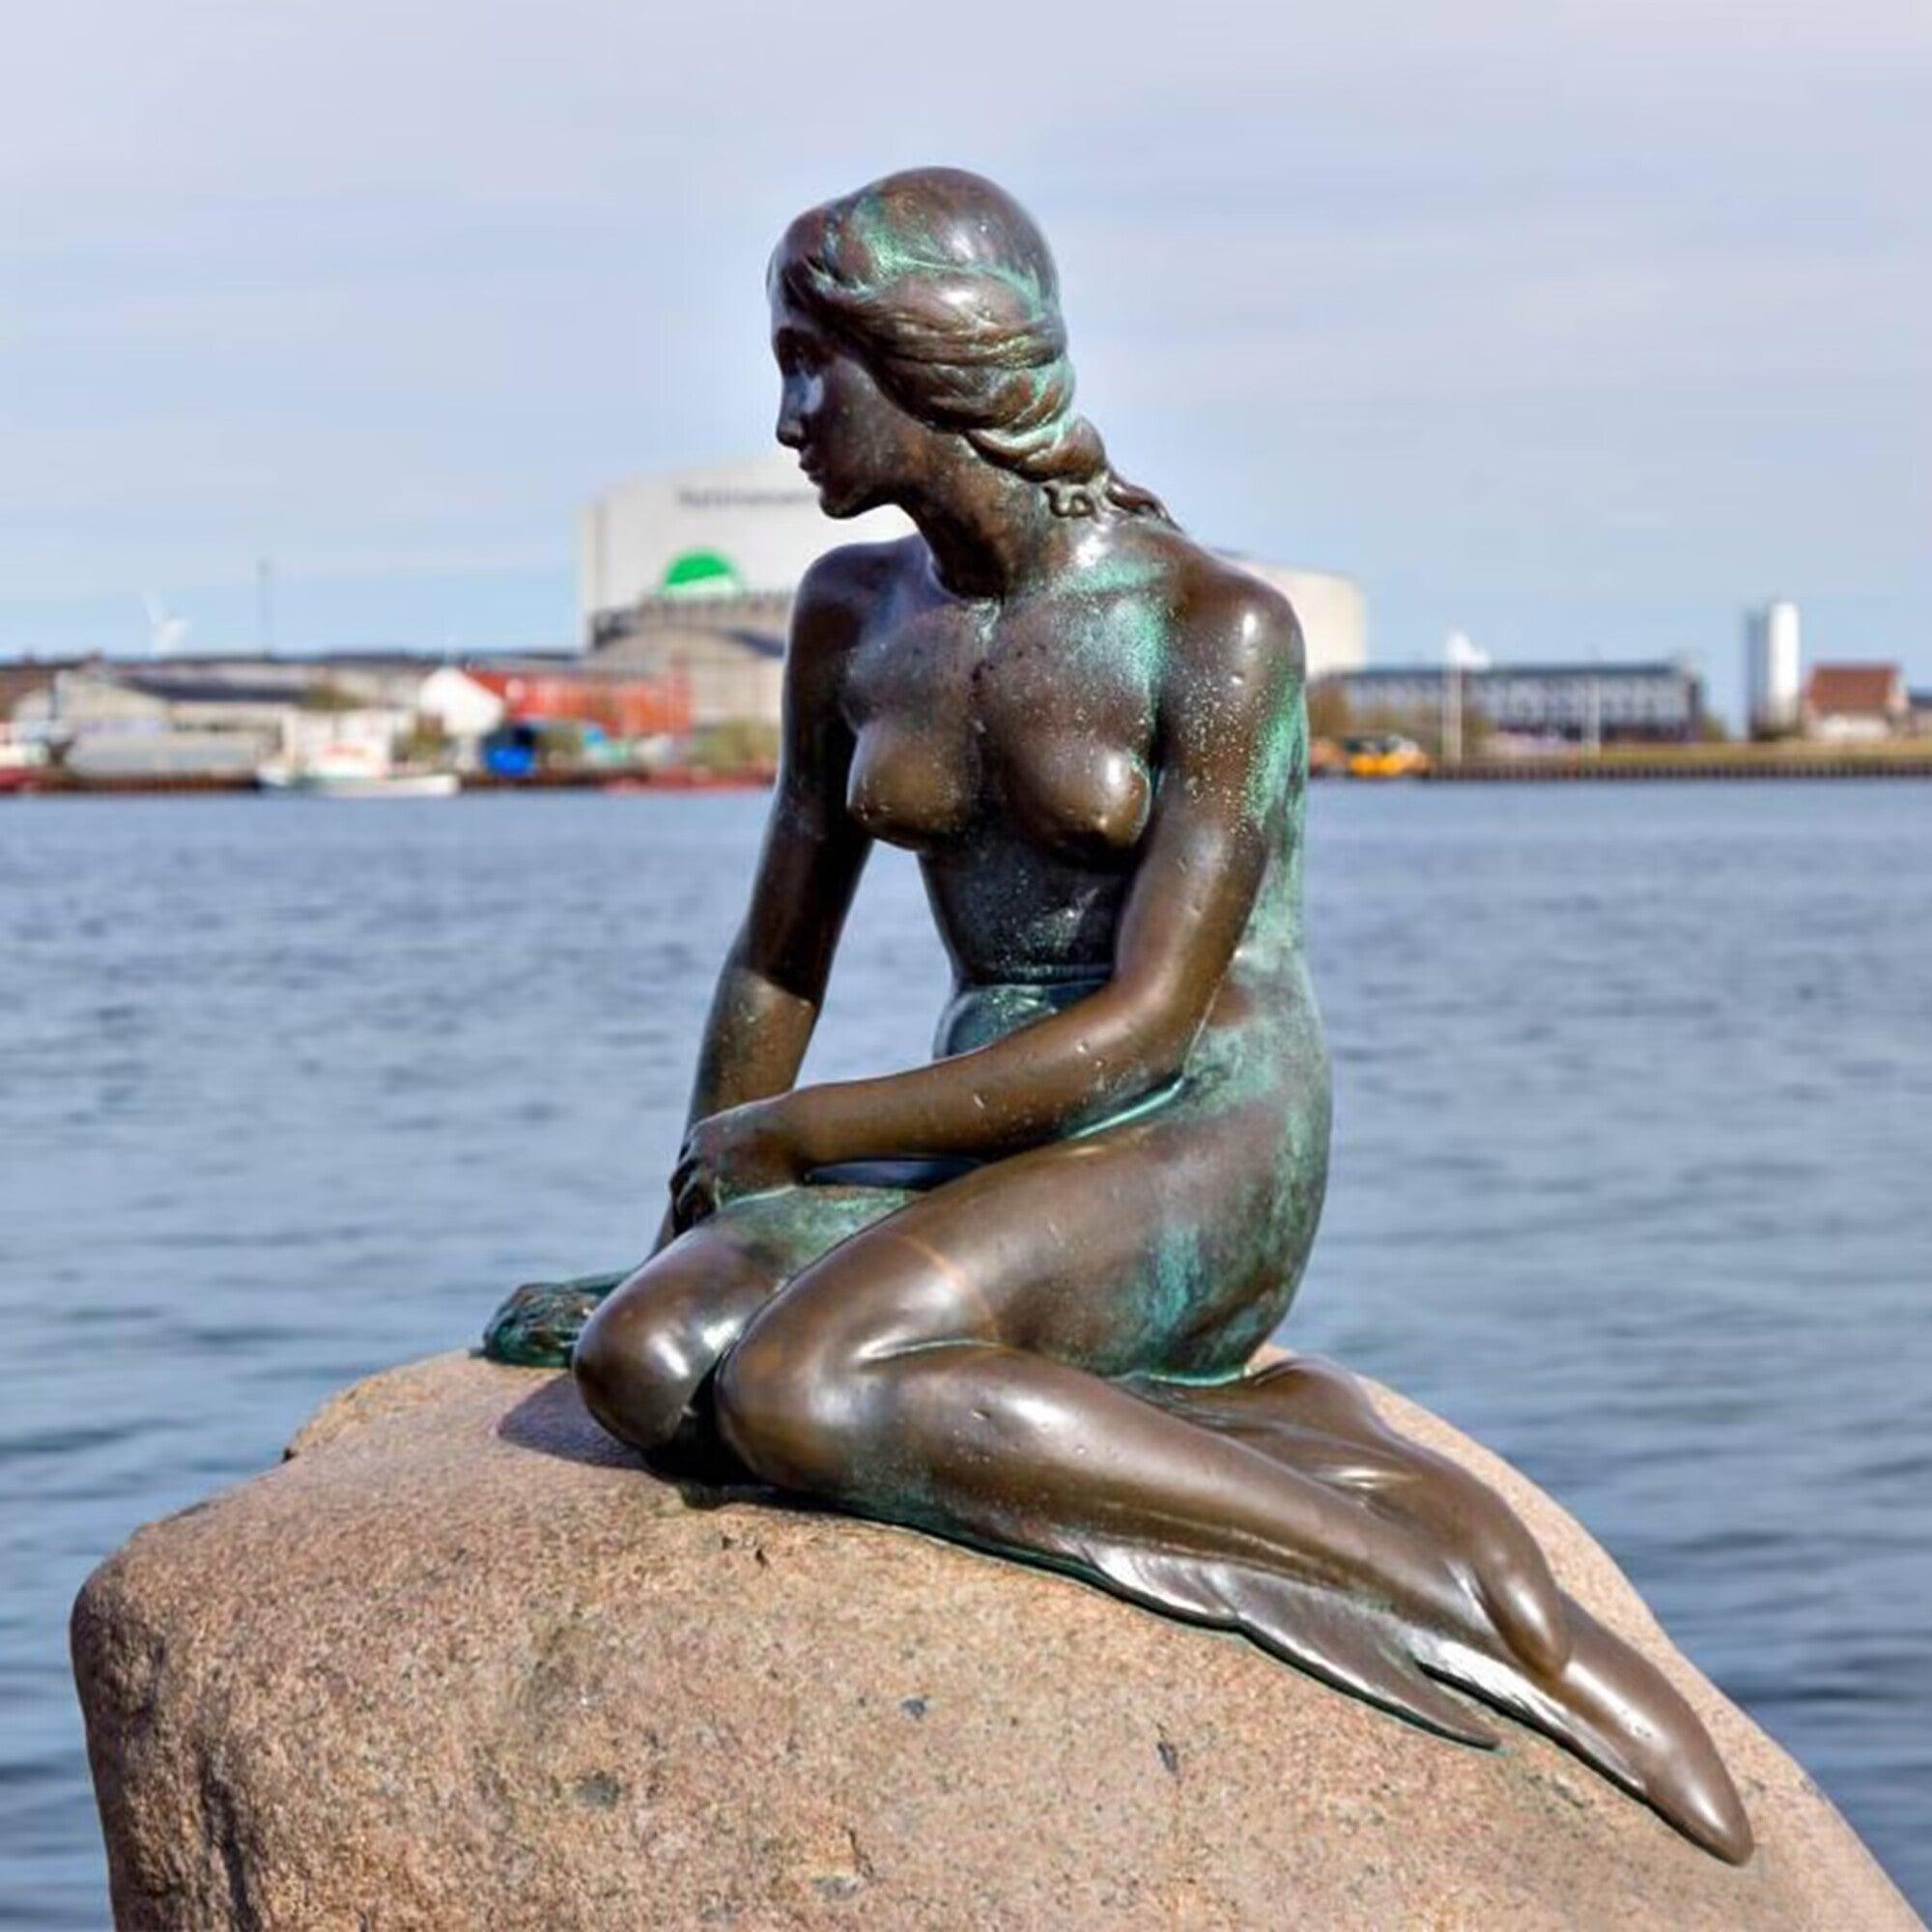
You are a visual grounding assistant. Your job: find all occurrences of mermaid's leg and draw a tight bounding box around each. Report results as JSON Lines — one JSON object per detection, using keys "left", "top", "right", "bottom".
{"left": 482, "top": 1168, "right": 957, "bottom": 1369}
{"left": 704, "top": 1126, "right": 1753, "bottom": 1864}
{"left": 568, "top": 1181, "right": 920, "bottom": 1474}
{"left": 574, "top": 1229, "right": 787, "bottom": 1477}
{"left": 718, "top": 1264, "right": 1500, "bottom": 1731}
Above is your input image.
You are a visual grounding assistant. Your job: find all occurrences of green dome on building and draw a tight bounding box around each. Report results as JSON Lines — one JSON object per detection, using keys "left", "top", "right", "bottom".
{"left": 661, "top": 550, "right": 742, "bottom": 598}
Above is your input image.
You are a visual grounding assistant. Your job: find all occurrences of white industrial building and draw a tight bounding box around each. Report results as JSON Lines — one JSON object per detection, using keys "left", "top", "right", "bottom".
{"left": 581, "top": 455, "right": 1366, "bottom": 724}
{"left": 582, "top": 454, "right": 908, "bottom": 619}
{"left": 1745, "top": 601, "right": 1803, "bottom": 737}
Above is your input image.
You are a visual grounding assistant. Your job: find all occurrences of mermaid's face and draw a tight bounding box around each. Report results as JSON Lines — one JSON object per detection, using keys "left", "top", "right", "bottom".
{"left": 771, "top": 289, "right": 928, "bottom": 519}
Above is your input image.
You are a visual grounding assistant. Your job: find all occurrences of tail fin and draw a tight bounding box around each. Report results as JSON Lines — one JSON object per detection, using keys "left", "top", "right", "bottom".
{"left": 1417, "top": 1610, "right": 1755, "bottom": 1865}
{"left": 1116, "top": 1361, "right": 1752, "bottom": 1863}
{"left": 1078, "top": 1538, "right": 1500, "bottom": 1747}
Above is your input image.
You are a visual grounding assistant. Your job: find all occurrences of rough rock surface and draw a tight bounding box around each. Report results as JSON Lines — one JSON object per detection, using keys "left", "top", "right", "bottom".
{"left": 72, "top": 1351, "right": 1918, "bottom": 1931}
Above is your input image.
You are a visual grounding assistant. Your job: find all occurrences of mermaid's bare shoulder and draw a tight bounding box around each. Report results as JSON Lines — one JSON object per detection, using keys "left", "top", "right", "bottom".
{"left": 788, "top": 536, "right": 926, "bottom": 646}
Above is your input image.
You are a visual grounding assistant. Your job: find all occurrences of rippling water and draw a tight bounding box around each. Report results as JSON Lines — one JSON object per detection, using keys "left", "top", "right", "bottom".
{"left": 3, "top": 783, "right": 1927, "bottom": 1921}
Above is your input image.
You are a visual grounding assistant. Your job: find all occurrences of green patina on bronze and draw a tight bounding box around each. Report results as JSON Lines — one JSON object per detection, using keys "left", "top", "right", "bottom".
{"left": 484, "top": 1273, "right": 627, "bottom": 1368}
{"left": 481, "top": 167, "right": 1752, "bottom": 1866}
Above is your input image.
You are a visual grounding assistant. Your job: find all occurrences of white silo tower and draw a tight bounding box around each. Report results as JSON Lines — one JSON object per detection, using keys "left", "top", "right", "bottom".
{"left": 1745, "top": 601, "right": 1802, "bottom": 736}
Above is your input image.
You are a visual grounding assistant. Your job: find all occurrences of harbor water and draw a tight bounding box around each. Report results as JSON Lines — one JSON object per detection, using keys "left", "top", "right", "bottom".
{"left": 2, "top": 781, "right": 1928, "bottom": 1920}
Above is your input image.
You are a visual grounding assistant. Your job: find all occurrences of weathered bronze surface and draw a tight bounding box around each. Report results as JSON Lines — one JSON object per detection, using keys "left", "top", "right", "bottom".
{"left": 485, "top": 167, "right": 1751, "bottom": 1863}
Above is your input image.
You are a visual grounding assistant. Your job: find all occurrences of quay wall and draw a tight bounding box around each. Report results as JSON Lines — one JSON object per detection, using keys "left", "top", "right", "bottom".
{"left": 1425, "top": 754, "right": 1932, "bottom": 782}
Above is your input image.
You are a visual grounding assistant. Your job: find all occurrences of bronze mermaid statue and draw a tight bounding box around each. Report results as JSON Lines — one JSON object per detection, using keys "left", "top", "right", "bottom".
{"left": 485, "top": 166, "right": 1751, "bottom": 1864}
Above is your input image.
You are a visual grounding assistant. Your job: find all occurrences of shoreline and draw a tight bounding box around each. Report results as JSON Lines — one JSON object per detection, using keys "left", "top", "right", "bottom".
{"left": 8, "top": 753, "right": 1932, "bottom": 797}
{"left": 1418, "top": 752, "right": 1932, "bottom": 782}
{"left": 0, "top": 766, "right": 777, "bottom": 799}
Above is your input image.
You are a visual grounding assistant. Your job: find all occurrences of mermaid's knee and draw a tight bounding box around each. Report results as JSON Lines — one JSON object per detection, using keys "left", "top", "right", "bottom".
{"left": 712, "top": 1222, "right": 1025, "bottom": 1496}
{"left": 573, "top": 1302, "right": 693, "bottom": 1454}
{"left": 573, "top": 1258, "right": 759, "bottom": 1459}
{"left": 713, "top": 1312, "right": 867, "bottom": 1494}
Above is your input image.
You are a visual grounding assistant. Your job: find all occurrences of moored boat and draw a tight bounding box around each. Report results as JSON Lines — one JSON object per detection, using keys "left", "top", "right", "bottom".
{"left": 256, "top": 744, "right": 459, "bottom": 798}
{"left": 258, "top": 768, "right": 460, "bottom": 798}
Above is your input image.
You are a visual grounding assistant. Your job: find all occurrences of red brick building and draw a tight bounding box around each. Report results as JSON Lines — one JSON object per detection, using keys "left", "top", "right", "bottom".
{"left": 1800, "top": 663, "right": 1909, "bottom": 742}
{"left": 467, "top": 665, "right": 692, "bottom": 740}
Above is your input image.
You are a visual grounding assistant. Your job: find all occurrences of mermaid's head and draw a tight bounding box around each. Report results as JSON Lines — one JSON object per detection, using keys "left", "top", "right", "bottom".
{"left": 769, "top": 166, "right": 1165, "bottom": 523}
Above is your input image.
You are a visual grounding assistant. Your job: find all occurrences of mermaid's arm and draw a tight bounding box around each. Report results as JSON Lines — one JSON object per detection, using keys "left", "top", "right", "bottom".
{"left": 654, "top": 555, "right": 873, "bottom": 1238}
{"left": 772, "top": 578, "right": 1301, "bottom": 1171}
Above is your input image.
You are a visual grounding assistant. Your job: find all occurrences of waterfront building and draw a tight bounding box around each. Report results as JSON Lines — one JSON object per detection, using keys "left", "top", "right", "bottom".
{"left": 1320, "top": 660, "right": 1704, "bottom": 747}
{"left": 582, "top": 454, "right": 908, "bottom": 616}
{"left": 9, "top": 665, "right": 415, "bottom": 779}
{"left": 466, "top": 662, "right": 692, "bottom": 743}
{"left": 415, "top": 667, "right": 506, "bottom": 749}
{"left": 1801, "top": 663, "right": 1911, "bottom": 742}
{"left": 11, "top": 668, "right": 270, "bottom": 777}
{"left": 582, "top": 455, "right": 1366, "bottom": 726}
{"left": 0, "top": 651, "right": 700, "bottom": 777}
{"left": 589, "top": 591, "right": 790, "bottom": 732}
{"left": 0, "top": 661, "right": 67, "bottom": 722}
{"left": 1745, "top": 602, "right": 1803, "bottom": 737}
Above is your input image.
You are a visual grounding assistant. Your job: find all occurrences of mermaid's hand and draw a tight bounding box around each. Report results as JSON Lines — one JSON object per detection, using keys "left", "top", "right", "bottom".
{"left": 670, "top": 1098, "right": 808, "bottom": 1229}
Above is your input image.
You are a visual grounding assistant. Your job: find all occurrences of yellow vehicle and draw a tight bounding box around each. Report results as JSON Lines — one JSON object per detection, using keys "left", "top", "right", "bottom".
{"left": 1344, "top": 732, "right": 1432, "bottom": 780}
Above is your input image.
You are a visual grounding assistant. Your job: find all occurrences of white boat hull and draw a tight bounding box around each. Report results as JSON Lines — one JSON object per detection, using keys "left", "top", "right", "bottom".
{"left": 258, "top": 770, "right": 459, "bottom": 799}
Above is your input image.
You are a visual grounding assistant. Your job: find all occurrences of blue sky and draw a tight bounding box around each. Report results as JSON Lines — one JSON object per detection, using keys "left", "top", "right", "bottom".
{"left": 4, "top": 0, "right": 1926, "bottom": 722}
